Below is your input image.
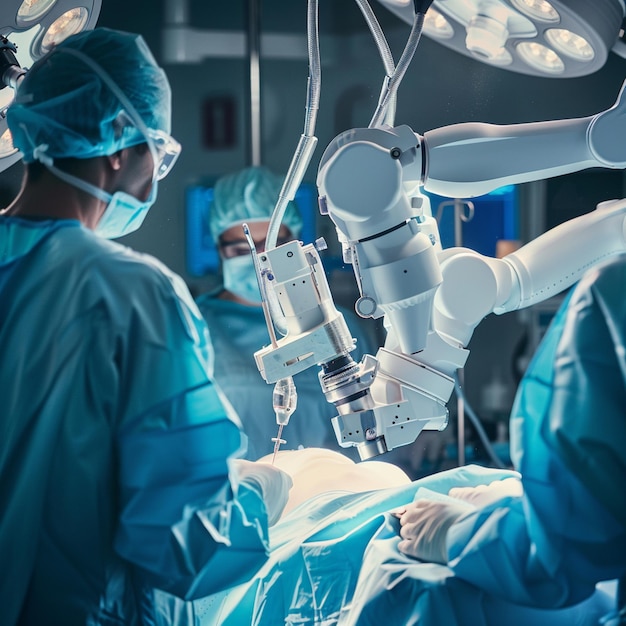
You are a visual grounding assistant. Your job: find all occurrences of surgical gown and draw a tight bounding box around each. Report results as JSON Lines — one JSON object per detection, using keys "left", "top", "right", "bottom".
{"left": 196, "top": 294, "right": 374, "bottom": 461}
{"left": 0, "top": 217, "right": 273, "bottom": 626}
{"left": 447, "top": 254, "right": 626, "bottom": 607}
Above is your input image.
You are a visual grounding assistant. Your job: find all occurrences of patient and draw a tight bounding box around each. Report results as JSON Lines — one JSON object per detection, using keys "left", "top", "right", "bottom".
{"left": 257, "top": 447, "right": 412, "bottom": 519}
{"left": 257, "top": 447, "right": 518, "bottom": 522}
{"left": 186, "top": 448, "right": 613, "bottom": 626}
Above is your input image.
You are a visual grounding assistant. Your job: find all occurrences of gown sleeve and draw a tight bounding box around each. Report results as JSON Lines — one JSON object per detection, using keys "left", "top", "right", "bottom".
{"left": 112, "top": 264, "right": 272, "bottom": 599}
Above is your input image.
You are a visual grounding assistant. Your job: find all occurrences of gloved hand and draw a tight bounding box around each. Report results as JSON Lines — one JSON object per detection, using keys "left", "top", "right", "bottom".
{"left": 448, "top": 477, "right": 522, "bottom": 508}
{"left": 231, "top": 459, "right": 293, "bottom": 526}
{"left": 397, "top": 499, "right": 468, "bottom": 564}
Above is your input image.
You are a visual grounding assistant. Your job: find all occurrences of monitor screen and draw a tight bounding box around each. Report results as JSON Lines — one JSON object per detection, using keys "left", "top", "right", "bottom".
{"left": 426, "top": 185, "right": 518, "bottom": 257}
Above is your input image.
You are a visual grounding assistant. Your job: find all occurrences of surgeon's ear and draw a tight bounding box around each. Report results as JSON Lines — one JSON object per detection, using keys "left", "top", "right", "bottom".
{"left": 105, "top": 149, "right": 127, "bottom": 172}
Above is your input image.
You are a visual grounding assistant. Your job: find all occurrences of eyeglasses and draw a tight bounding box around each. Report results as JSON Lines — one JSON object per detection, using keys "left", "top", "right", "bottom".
{"left": 146, "top": 127, "right": 181, "bottom": 181}
{"left": 220, "top": 236, "right": 293, "bottom": 258}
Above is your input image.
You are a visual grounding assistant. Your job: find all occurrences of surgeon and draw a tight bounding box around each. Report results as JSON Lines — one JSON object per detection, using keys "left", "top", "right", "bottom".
{"left": 196, "top": 166, "right": 374, "bottom": 461}
{"left": 0, "top": 28, "right": 292, "bottom": 626}
{"left": 397, "top": 253, "right": 626, "bottom": 613}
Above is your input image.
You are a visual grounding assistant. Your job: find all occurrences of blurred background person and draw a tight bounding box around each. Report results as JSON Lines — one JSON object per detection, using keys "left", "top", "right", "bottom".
{"left": 196, "top": 165, "right": 375, "bottom": 461}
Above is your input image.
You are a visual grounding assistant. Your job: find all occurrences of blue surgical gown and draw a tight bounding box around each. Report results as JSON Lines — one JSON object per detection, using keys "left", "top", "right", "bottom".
{"left": 196, "top": 293, "right": 374, "bottom": 461}
{"left": 0, "top": 217, "right": 273, "bottom": 626}
{"left": 447, "top": 254, "right": 626, "bottom": 607}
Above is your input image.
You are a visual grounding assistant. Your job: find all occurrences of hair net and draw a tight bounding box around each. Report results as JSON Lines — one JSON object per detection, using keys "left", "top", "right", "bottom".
{"left": 8, "top": 28, "right": 171, "bottom": 163}
{"left": 210, "top": 166, "right": 303, "bottom": 242}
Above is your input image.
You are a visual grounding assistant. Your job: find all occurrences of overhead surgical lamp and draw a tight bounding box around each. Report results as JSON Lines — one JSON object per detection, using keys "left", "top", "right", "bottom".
{"left": 376, "top": 0, "right": 626, "bottom": 77}
{"left": 0, "top": 0, "right": 101, "bottom": 172}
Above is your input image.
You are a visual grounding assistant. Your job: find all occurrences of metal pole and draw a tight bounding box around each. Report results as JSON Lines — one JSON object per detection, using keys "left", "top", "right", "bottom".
{"left": 454, "top": 198, "right": 466, "bottom": 466}
{"left": 246, "top": 0, "right": 262, "bottom": 166}
{"left": 457, "top": 369, "right": 466, "bottom": 466}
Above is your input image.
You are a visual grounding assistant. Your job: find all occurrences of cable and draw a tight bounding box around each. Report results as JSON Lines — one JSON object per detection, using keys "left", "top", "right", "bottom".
{"left": 264, "top": 0, "right": 320, "bottom": 337}
{"left": 266, "top": 0, "right": 320, "bottom": 253}
{"left": 369, "top": 10, "right": 426, "bottom": 128}
{"left": 353, "top": 0, "right": 397, "bottom": 126}
{"left": 454, "top": 377, "right": 507, "bottom": 469}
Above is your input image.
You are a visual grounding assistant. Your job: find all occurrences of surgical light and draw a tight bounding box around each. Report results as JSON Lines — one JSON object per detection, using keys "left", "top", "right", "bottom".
{"left": 38, "top": 7, "right": 89, "bottom": 55}
{"left": 16, "top": 0, "right": 58, "bottom": 27}
{"left": 0, "top": 128, "right": 17, "bottom": 158}
{"left": 0, "top": 0, "right": 101, "bottom": 174}
{"left": 510, "top": 0, "right": 560, "bottom": 22}
{"left": 375, "top": 0, "right": 626, "bottom": 77}
{"left": 465, "top": 15, "right": 510, "bottom": 62}
{"left": 423, "top": 8, "right": 454, "bottom": 40}
{"left": 517, "top": 40, "right": 565, "bottom": 73}
{"left": 545, "top": 28, "right": 595, "bottom": 60}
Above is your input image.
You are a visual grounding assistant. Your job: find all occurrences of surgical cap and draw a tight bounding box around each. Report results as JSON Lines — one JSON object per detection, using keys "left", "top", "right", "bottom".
{"left": 210, "top": 166, "right": 303, "bottom": 242}
{"left": 8, "top": 28, "right": 171, "bottom": 163}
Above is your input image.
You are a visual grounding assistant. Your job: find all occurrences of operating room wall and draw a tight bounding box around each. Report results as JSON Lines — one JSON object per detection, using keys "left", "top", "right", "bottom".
{"left": 2, "top": 0, "right": 625, "bottom": 451}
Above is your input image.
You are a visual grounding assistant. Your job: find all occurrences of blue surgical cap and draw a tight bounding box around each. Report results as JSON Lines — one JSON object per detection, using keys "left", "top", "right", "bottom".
{"left": 210, "top": 166, "right": 303, "bottom": 242}
{"left": 8, "top": 28, "right": 171, "bottom": 163}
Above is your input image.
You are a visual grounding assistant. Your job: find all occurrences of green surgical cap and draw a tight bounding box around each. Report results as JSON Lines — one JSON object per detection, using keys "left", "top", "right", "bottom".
{"left": 210, "top": 166, "right": 303, "bottom": 242}
{"left": 8, "top": 28, "right": 171, "bottom": 162}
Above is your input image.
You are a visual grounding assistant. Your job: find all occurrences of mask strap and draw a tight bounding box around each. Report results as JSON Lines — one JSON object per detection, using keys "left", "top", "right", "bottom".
{"left": 19, "top": 121, "right": 110, "bottom": 203}
{"left": 46, "top": 162, "right": 112, "bottom": 203}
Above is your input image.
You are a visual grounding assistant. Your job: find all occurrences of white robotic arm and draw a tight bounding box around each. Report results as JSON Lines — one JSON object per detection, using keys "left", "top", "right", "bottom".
{"left": 254, "top": 80, "right": 626, "bottom": 460}
{"left": 424, "top": 79, "right": 626, "bottom": 198}
{"left": 436, "top": 197, "right": 626, "bottom": 348}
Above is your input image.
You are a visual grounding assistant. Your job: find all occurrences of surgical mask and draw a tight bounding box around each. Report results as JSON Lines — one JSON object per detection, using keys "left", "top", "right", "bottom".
{"left": 95, "top": 181, "right": 158, "bottom": 239}
{"left": 222, "top": 255, "right": 263, "bottom": 304}
{"left": 42, "top": 162, "right": 158, "bottom": 239}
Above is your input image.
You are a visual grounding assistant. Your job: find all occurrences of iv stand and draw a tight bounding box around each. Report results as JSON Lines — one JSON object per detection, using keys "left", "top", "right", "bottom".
{"left": 436, "top": 198, "right": 474, "bottom": 466}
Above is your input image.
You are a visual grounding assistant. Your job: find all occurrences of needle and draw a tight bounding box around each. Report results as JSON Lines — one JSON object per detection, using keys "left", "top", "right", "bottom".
{"left": 271, "top": 425, "right": 287, "bottom": 465}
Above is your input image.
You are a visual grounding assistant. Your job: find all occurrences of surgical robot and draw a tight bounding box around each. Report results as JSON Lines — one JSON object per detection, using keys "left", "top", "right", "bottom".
{"left": 253, "top": 80, "right": 626, "bottom": 461}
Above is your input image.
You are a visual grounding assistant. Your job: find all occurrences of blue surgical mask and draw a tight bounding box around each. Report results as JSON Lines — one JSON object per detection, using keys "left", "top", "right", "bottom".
{"left": 95, "top": 182, "right": 158, "bottom": 239}
{"left": 43, "top": 162, "right": 157, "bottom": 239}
{"left": 222, "top": 255, "right": 263, "bottom": 304}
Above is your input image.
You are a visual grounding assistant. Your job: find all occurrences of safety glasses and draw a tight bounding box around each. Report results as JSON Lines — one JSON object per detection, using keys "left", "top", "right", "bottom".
{"left": 114, "top": 109, "right": 182, "bottom": 181}
{"left": 146, "top": 127, "right": 181, "bottom": 181}
{"left": 219, "top": 235, "right": 293, "bottom": 258}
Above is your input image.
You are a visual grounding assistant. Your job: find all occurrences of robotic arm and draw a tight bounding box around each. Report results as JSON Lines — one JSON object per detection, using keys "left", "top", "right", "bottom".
{"left": 254, "top": 81, "right": 626, "bottom": 460}
{"left": 436, "top": 197, "right": 626, "bottom": 344}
